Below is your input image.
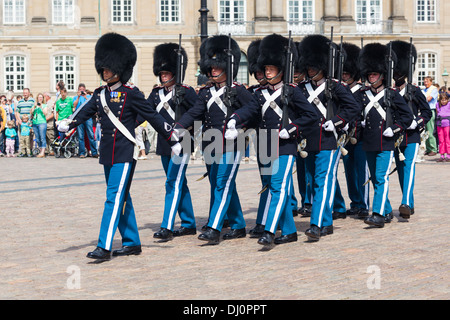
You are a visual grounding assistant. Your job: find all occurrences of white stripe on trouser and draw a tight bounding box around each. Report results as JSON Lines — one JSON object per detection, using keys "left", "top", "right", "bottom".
{"left": 212, "top": 151, "right": 241, "bottom": 229}
{"left": 317, "top": 151, "right": 335, "bottom": 228}
{"left": 379, "top": 151, "right": 394, "bottom": 215}
{"left": 406, "top": 144, "right": 419, "bottom": 206}
{"left": 364, "top": 162, "right": 370, "bottom": 209}
{"left": 269, "top": 156, "right": 294, "bottom": 233}
{"left": 167, "top": 154, "right": 189, "bottom": 230}
{"left": 105, "top": 162, "right": 130, "bottom": 250}
{"left": 328, "top": 149, "right": 342, "bottom": 209}
{"left": 261, "top": 190, "right": 272, "bottom": 226}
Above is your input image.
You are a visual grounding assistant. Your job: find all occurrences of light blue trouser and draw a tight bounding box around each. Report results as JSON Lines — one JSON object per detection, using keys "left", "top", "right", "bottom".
{"left": 160, "top": 154, "right": 196, "bottom": 231}
{"left": 394, "top": 143, "right": 419, "bottom": 209}
{"left": 365, "top": 151, "right": 394, "bottom": 216}
{"left": 334, "top": 142, "right": 370, "bottom": 212}
{"left": 98, "top": 162, "right": 140, "bottom": 251}
{"left": 207, "top": 151, "right": 245, "bottom": 232}
{"left": 305, "top": 149, "right": 341, "bottom": 228}
{"left": 263, "top": 155, "right": 297, "bottom": 235}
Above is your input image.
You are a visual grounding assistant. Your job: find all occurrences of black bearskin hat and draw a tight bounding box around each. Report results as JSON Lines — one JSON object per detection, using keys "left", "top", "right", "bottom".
{"left": 295, "top": 41, "right": 304, "bottom": 72}
{"left": 390, "top": 40, "right": 417, "bottom": 78}
{"left": 342, "top": 42, "right": 361, "bottom": 81}
{"left": 299, "top": 34, "right": 330, "bottom": 76}
{"left": 198, "top": 35, "right": 241, "bottom": 79}
{"left": 247, "top": 39, "right": 263, "bottom": 76}
{"left": 257, "top": 34, "right": 298, "bottom": 74}
{"left": 95, "top": 33, "right": 137, "bottom": 84}
{"left": 359, "top": 42, "right": 397, "bottom": 79}
{"left": 153, "top": 43, "right": 188, "bottom": 81}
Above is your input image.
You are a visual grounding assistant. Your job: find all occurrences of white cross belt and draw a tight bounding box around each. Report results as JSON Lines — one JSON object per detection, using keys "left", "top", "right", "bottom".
{"left": 156, "top": 88, "right": 175, "bottom": 120}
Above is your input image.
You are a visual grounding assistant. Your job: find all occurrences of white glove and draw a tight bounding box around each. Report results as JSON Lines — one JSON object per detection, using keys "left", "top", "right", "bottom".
{"left": 408, "top": 119, "right": 418, "bottom": 130}
{"left": 173, "top": 128, "right": 186, "bottom": 139}
{"left": 227, "top": 119, "right": 236, "bottom": 130}
{"left": 383, "top": 127, "right": 394, "bottom": 137}
{"left": 57, "top": 120, "right": 70, "bottom": 133}
{"left": 343, "top": 123, "right": 349, "bottom": 132}
{"left": 224, "top": 129, "right": 238, "bottom": 140}
{"left": 279, "top": 129, "right": 290, "bottom": 139}
{"left": 361, "top": 120, "right": 366, "bottom": 128}
{"left": 171, "top": 142, "right": 182, "bottom": 156}
{"left": 323, "top": 120, "right": 335, "bottom": 132}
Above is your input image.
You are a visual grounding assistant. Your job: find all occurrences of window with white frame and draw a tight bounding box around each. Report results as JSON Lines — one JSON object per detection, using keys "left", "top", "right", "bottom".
{"left": 287, "top": 0, "right": 315, "bottom": 34}
{"left": 4, "top": 55, "right": 26, "bottom": 92}
{"left": 112, "top": 0, "right": 133, "bottom": 24}
{"left": 288, "top": 0, "right": 314, "bottom": 22}
{"left": 3, "top": 0, "right": 25, "bottom": 25}
{"left": 416, "top": 0, "right": 436, "bottom": 23}
{"left": 236, "top": 52, "right": 248, "bottom": 85}
{"left": 52, "top": 0, "right": 74, "bottom": 24}
{"left": 356, "top": 0, "right": 381, "bottom": 23}
{"left": 54, "top": 55, "right": 76, "bottom": 92}
{"left": 417, "top": 52, "right": 437, "bottom": 87}
{"left": 218, "top": 0, "right": 246, "bottom": 34}
{"left": 160, "top": 0, "right": 180, "bottom": 23}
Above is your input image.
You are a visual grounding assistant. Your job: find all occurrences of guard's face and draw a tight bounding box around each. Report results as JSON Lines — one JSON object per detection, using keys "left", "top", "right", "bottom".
{"left": 255, "top": 71, "right": 266, "bottom": 84}
{"left": 307, "top": 67, "right": 323, "bottom": 81}
{"left": 367, "top": 72, "right": 382, "bottom": 85}
{"left": 102, "top": 68, "right": 119, "bottom": 83}
{"left": 294, "top": 71, "right": 305, "bottom": 83}
{"left": 160, "top": 71, "right": 175, "bottom": 86}
{"left": 210, "top": 67, "right": 226, "bottom": 83}
{"left": 342, "top": 72, "right": 352, "bottom": 83}
{"left": 265, "top": 65, "right": 282, "bottom": 84}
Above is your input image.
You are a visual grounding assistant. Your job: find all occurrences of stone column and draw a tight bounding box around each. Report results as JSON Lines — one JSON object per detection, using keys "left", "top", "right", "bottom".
{"left": 323, "top": 0, "right": 338, "bottom": 21}
{"left": 255, "top": 0, "right": 269, "bottom": 21}
{"left": 339, "top": 0, "right": 355, "bottom": 33}
{"left": 390, "top": 0, "right": 410, "bottom": 33}
{"left": 271, "top": 0, "right": 284, "bottom": 21}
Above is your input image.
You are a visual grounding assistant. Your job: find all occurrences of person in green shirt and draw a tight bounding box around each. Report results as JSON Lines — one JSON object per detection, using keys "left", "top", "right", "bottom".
{"left": 30, "top": 93, "right": 48, "bottom": 158}
{"left": 55, "top": 88, "right": 74, "bottom": 140}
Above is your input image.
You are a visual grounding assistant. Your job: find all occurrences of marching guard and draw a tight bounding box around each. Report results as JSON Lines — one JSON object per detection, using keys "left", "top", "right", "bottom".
{"left": 390, "top": 40, "right": 431, "bottom": 219}
{"left": 58, "top": 33, "right": 181, "bottom": 260}
{"left": 358, "top": 43, "right": 414, "bottom": 228}
{"left": 174, "top": 35, "right": 259, "bottom": 244}
{"left": 251, "top": 34, "right": 318, "bottom": 247}
{"left": 297, "top": 34, "right": 361, "bottom": 241}
{"left": 147, "top": 41, "right": 198, "bottom": 241}
{"left": 332, "top": 42, "right": 371, "bottom": 220}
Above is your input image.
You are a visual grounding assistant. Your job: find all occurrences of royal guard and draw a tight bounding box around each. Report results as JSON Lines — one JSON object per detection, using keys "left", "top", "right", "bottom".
{"left": 247, "top": 39, "right": 268, "bottom": 93}
{"left": 390, "top": 40, "right": 431, "bottom": 220}
{"left": 332, "top": 42, "right": 370, "bottom": 220}
{"left": 251, "top": 34, "right": 318, "bottom": 247}
{"left": 58, "top": 33, "right": 181, "bottom": 260}
{"left": 146, "top": 41, "right": 199, "bottom": 241}
{"left": 297, "top": 34, "right": 361, "bottom": 241}
{"left": 358, "top": 42, "right": 414, "bottom": 228}
{"left": 174, "top": 35, "right": 259, "bottom": 244}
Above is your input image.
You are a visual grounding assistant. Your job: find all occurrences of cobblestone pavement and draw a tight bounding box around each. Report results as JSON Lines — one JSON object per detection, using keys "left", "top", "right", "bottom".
{"left": 0, "top": 153, "right": 448, "bottom": 300}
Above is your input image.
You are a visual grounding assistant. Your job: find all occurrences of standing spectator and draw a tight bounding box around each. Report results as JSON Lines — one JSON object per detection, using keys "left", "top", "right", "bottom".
{"left": 55, "top": 81, "right": 65, "bottom": 101}
{"left": 44, "top": 92, "right": 56, "bottom": 155}
{"left": 422, "top": 76, "right": 439, "bottom": 156}
{"left": 436, "top": 93, "right": 450, "bottom": 162}
{"left": 30, "top": 93, "right": 48, "bottom": 158}
{"left": 15, "top": 88, "right": 35, "bottom": 150}
{"left": 135, "top": 121, "right": 148, "bottom": 160}
{"left": 5, "top": 120, "right": 17, "bottom": 157}
{"left": 6, "top": 90, "right": 19, "bottom": 154}
{"left": 19, "top": 114, "right": 32, "bottom": 157}
{"left": 0, "top": 101, "right": 6, "bottom": 157}
{"left": 55, "top": 88, "right": 74, "bottom": 140}
{"left": 73, "top": 83, "right": 98, "bottom": 158}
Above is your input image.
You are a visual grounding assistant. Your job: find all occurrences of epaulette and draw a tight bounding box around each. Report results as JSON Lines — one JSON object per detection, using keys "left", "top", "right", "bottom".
{"left": 124, "top": 82, "right": 136, "bottom": 89}
{"left": 181, "top": 84, "right": 191, "bottom": 89}
{"left": 288, "top": 83, "right": 298, "bottom": 88}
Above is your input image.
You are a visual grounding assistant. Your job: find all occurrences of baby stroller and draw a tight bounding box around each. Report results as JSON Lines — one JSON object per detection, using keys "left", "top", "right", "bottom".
{"left": 51, "top": 128, "right": 79, "bottom": 158}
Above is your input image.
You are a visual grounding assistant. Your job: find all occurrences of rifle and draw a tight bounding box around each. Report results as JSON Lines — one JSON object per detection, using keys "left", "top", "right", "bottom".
{"left": 385, "top": 42, "right": 406, "bottom": 161}
{"left": 325, "top": 27, "right": 336, "bottom": 121}
{"left": 405, "top": 37, "right": 424, "bottom": 129}
{"left": 281, "top": 30, "right": 294, "bottom": 129}
{"left": 337, "top": 36, "right": 345, "bottom": 83}
{"left": 173, "top": 34, "right": 185, "bottom": 122}
{"left": 223, "top": 33, "right": 236, "bottom": 119}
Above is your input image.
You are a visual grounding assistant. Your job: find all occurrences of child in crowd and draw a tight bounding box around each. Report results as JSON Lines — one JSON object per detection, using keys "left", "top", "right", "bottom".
{"left": 19, "top": 114, "right": 32, "bottom": 157}
{"left": 437, "top": 93, "right": 450, "bottom": 162}
{"left": 5, "top": 120, "right": 17, "bottom": 157}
